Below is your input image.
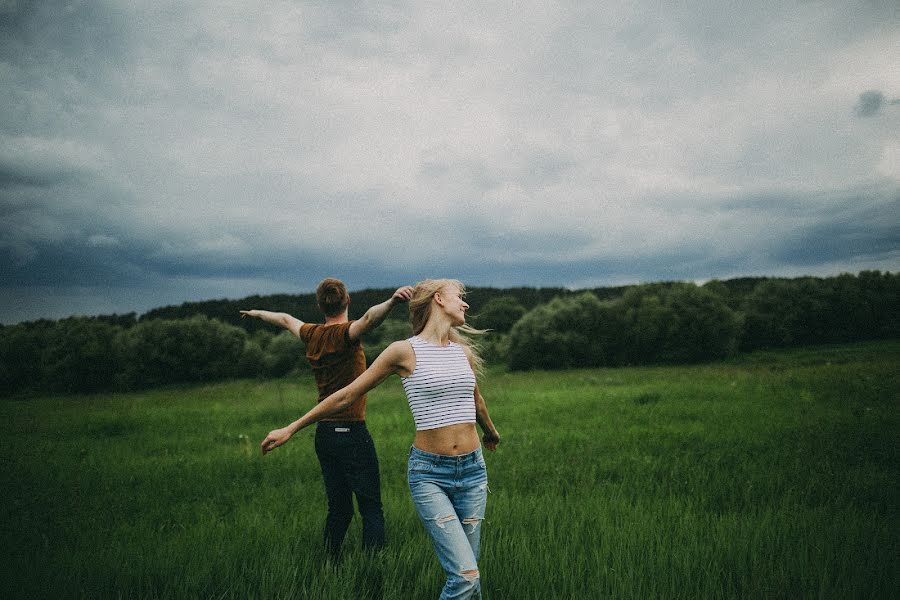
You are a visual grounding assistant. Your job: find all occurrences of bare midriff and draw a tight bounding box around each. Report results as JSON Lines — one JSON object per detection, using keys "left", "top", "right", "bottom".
{"left": 413, "top": 423, "right": 480, "bottom": 456}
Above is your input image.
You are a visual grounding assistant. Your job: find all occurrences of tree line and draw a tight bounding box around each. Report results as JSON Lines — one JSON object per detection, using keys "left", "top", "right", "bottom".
{"left": 0, "top": 271, "right": 896, "bottom": 396}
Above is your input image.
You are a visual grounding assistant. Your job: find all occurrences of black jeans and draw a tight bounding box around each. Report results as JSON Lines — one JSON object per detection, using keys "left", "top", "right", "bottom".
{"left": 314, "top": 421, "right": 385, "bottom": 559}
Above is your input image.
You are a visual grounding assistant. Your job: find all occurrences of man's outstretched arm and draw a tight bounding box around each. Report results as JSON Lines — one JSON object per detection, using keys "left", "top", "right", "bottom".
{"left": 347, "top": 286, "right": 414, "bottom": 341}
{"left": 239, "top": 310, "right": 304, "bottom": 338}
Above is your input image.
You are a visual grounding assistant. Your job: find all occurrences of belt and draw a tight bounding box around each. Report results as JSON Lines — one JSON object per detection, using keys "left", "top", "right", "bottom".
{"left": 318, "top": 420, "right": 367, "bottom": 432}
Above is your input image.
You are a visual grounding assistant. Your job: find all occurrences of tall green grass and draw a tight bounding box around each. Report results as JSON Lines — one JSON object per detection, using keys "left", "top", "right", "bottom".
{"left": 2, "top": 341, "right": 897, "bottom": 599}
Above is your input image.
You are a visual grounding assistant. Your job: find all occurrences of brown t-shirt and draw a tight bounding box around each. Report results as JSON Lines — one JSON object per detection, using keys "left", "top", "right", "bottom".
{"left": 298, "top": 321, "right": 367, "bottom": 422}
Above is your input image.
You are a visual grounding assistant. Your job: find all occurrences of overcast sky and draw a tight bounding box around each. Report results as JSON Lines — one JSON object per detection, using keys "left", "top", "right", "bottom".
{"left": 1, "top": 0, "right": 898, "bottom": 323}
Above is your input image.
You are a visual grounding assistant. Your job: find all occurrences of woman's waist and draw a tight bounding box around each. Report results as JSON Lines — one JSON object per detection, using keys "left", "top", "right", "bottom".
{"left": 413, "top": 423, "right": 480, "bottom": 456}
{"left": 409, "top": 443, "right": 483, "bottom": 468}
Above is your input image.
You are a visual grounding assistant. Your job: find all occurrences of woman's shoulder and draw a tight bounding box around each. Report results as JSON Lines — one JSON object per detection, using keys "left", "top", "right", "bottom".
{"left": 380, "top": 339, "right": 416, "bottom": 378}
{"left": 384, "top": 338, "right": 415, "bottom": 356}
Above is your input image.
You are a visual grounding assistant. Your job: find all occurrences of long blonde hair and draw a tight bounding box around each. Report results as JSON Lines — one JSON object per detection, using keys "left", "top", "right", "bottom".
{"left": 409, "top": 279, "right": 486, "bottom": 375}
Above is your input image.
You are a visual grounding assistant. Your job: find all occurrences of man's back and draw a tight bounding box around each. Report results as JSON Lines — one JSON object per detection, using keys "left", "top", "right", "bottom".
{"left": 299, "top": 321, "right": 367, "bottom": 422}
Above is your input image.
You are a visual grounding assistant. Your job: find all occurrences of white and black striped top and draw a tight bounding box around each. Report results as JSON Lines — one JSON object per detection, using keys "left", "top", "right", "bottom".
{"left": 401, "top": 336, "right": 477, "bottom": 431}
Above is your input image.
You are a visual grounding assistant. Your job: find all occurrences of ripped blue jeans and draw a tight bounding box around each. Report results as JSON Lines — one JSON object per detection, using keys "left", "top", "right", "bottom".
{"left": 408, "top": 446, "right": 488, "bottom": 600}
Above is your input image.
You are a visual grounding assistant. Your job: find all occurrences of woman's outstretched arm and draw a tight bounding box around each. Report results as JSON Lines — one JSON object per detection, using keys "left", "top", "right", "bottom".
{"left": 463, "top": 347, "right": 500, "bottom": 451}
{"left": 474, "top": 384, "right": 500, "bottom": 451}
{"left": 260, "top": 341, "right": 412, "bottom": 454}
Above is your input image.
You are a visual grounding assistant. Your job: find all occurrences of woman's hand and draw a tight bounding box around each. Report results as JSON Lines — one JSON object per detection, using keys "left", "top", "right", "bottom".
{"left": 482, "top": 428, "right": 500, "bottom": 452}
{"left": 261, "top": 427, "right": 294, "bottom": 455}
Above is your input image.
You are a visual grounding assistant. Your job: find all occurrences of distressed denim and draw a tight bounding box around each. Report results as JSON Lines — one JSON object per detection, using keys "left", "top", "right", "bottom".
{"left": 315, "top": 421, "right": 385, "bottom": 560}
{"left": 408, "top": 446, "right": 488, "bottom": 600}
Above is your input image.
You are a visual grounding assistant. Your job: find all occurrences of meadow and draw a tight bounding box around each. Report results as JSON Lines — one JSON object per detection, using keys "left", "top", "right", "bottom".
{"left": 1, "top": 341, "right": 897, "bottom": 599}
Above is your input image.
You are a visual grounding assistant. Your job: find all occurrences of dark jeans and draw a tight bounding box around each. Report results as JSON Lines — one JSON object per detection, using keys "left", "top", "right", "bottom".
{"left": 314, "top": 421, "right": 385, "bottom": 559}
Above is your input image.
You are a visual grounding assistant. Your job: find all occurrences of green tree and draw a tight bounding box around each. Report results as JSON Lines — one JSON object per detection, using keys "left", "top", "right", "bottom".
{"left": 618, "top": 289, "right": 678, "bottom": 364}
{"left": 43, "top": 318, "right": 121, "bottom": 393}
{"left": 471, "top": 296, "right": 527, "bottom": 333}
{"left": 859, "top": 270, "right": 900, "bottom": 339}
{"left": 263, "top": 330, "right": 306, "bottom": 377}
{"left": 0, "top": 321, "right": 54, "bottom": 396}
{"left": 660, "top": 284, "right": 742, "bottom": 362}
{"left": 114, "top": 316, "right": 247, "bottom": 389}
{"left": 508, "top": 284, "right": 740, "bottom": 370}
{"left": 237, "top": 339, "right": 266, "bottom": 377}
{"left": 362, "top": 319, "right": 412, "bottom": 365}
{"left": 741, "top": 279, "right": 828, "bottom": 350}
{"left": 508, "top": 292, "right": 612, "bottom": 370}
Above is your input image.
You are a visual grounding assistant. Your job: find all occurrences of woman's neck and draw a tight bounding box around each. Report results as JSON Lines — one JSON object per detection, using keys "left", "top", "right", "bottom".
{"left": 417, "top": 319, "right": 452, "bottom": 346}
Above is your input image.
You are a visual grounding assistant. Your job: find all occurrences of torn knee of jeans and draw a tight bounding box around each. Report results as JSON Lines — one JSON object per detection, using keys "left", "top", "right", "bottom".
{"left": 461, "top": 516, "right": 482, "bottom": 533}
{"left": 434, "top": 514, "right": 456, "bottom": 529}
{"left": 460, "top": 569, "right": 479, "bottom": 582}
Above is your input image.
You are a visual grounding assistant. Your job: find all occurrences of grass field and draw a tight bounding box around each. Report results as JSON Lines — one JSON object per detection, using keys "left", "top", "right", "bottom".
{"left": 2, "top": 341, "right": 898, "bottom": 599}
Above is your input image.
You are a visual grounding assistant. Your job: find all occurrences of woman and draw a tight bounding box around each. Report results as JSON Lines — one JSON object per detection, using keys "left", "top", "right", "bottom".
{"left": 261, "top": 279, "right": 500, "bottom": 599}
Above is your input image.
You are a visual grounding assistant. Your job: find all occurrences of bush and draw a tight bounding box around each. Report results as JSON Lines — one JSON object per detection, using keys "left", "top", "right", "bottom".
{"left": 263, "top": 330, "right": 306, "bottom": 377}
{"left": 667, "top": 284, "right": 743, "bottom": 362}
{"left": 741, "top": 272, "right": 900, "bottom": 351}
{"left": 2, "top": 272, "right": 895, "bottom": 395}
{"left": 362, "top": 319, "right": 412, "bottom": 365}
{"left": 508, "top": 284, "right": 741, "bottom": 370}
{"left": 741, "top": 279, "right": 828, "bottom": 350}
{"left": 470, "top": 296, "right": 527, "bottom": 333}
{"left": 114, "top": 316, "right": 247, "bottom": 389}
{"left": 0, "top": 321, "right": 55, "bottom": 395}
{"left": 43, "top": 318, "right": 121, "bottom": 393}
{"left": 237, "top": 339, "right": 266, "bottom": 377}
{"left": 508, "top": 292, "right": 612, "bottom": 370}
{"left": 617, "top": 284, "right": 741, "bottom": 364}
{"left": 479, "top": 332, "right": 512, "bottom": 365}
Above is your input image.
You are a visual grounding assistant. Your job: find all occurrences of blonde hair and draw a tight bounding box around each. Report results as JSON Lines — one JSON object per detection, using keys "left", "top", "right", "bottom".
{"left": 409, "top": 279, "right": 486, "bottom": 375}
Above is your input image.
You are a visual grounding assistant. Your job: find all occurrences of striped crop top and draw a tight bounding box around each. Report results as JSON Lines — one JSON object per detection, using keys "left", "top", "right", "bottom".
{"left": 401, "top": 336, "right": 477, "bottom": 431}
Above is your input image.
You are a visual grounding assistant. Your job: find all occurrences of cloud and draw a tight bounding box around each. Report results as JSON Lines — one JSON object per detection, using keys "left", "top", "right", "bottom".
{"left": 855, "top": 90, "right": 885, "bottom": 117}
{"left": 878, "top": 142, "right": 900, "bottom": 180}
{"left": 771, "top": 194, "right": 900, "bottom": 266}
{"left": 86, "top": 234, "right": 120, "bottom": 248}
{"left": 0, "top": 135, "right": 105, "bottom": 188}
{"left": 2, "top": 1, "right": 899, "bottom": 323}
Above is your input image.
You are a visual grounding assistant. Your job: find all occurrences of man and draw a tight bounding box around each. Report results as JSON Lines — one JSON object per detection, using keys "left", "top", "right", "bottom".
{"left": 241, "top": 278, "right": 413, "bottom": 559}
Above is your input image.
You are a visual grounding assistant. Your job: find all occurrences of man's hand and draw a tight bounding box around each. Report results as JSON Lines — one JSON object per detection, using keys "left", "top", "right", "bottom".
{"left": 392, "top": 286, "right": 414, "bottom": 303}
{"left": 261, "top": 427, "right": 294, "bottom": 455}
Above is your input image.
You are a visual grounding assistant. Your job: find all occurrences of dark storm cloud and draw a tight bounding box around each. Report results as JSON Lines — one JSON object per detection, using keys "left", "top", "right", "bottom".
{"left": 457, "top": 243, "right": 743, "bottom": 290}
{"left": 0, "top": 165, "right": 72, "bottom": 188}
{"left": 0, "top": 146, "right": 91, "bottom": 189}
{"left": 772, "top": 197, "right": 900, "bottom": 266}
{"left": 855, "top": 90, "right": 885, "bottom": 117}
{"left": 1, "top": 1, "right": 899, "bottom": 324}
{"left": 1, "top": 239, "right": 145, "bottom": 287}
{"left": 0, "top": 0, "right": 129, "bottom": 115}
{"left": 0, "top": 220, "right": 408, "bottom": 291}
